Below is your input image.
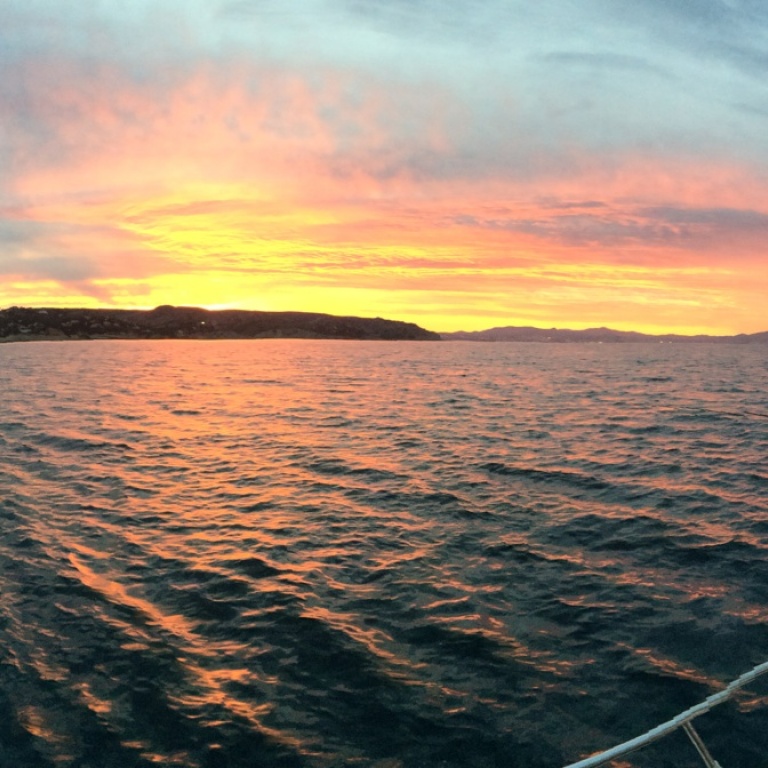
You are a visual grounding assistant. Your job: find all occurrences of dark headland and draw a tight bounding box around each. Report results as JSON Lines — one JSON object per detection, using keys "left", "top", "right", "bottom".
{"left": 0, "top": 305, "right": 440, "bottom": 342}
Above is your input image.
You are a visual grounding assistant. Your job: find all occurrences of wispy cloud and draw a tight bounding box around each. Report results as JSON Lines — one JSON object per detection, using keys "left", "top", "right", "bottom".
{"left": 0, "top": 0, "right": 767, "bottom": 333}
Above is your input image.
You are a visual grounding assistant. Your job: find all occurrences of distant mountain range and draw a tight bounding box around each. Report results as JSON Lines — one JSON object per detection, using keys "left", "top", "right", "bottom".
{"left": 441, "top": 326, "right": 768, "bottom": 343}
{"left": 0, "top": 306, "right": 440, "bottom": 342}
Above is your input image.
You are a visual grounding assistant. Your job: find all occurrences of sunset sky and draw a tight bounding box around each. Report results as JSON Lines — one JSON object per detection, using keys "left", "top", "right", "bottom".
{"left": 2, "top": 0, "right": 768, "bottom": 334}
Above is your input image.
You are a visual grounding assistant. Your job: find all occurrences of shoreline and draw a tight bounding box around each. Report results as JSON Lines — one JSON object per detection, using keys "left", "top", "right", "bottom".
{"left": 0, "top": 306, "right": 441, "bottom": 342}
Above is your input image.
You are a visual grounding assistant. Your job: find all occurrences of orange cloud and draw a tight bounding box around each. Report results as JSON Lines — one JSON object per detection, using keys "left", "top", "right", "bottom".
{"left": 3, "top": 54, "right": 768, "bottom": 335}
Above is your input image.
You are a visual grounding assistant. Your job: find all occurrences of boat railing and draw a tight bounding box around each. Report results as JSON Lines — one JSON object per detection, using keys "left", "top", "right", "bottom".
{"left": 563, "top": 659, "right": 768, "bottom": 768}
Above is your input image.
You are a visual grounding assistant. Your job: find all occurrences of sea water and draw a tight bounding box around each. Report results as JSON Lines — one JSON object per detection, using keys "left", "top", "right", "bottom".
{"left": 1, "top": 339, "right": 767, "bottom": 768}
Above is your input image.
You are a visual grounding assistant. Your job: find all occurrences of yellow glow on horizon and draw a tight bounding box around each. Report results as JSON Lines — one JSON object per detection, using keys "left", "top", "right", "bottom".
{"left": 0, "top": 273, "right": 751, "bottom": 338}
{"left": 0, "top": 281, "right": 107, "bottom": 310}
{"left": 2, "top": 52, "right": 766, "bottom": 338}
{"left": 4, "top": 176, "right": 766, "bottom": 336}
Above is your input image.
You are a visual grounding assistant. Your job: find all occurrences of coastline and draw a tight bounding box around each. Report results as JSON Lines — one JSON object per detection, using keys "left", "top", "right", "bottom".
{"left": 0, "top": 306, "right": 441, "bottom": 343}
{"left": 2, "top": 305, "right": 766, "bottom": 344}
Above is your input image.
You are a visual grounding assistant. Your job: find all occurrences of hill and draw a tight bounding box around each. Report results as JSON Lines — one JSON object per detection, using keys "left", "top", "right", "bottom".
{"left": 0, "top": 306, "right": 440, "bottom": 342}
{"left": 441, "top": 326, "right": 768, "bottom": 343}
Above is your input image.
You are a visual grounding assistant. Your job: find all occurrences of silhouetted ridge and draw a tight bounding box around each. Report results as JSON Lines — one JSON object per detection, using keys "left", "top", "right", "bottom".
{"left": 441, "top": 325, "right": 768, "bottom": 343}
{"left": 0, "top": 306, "right": 440, "bottom": 341}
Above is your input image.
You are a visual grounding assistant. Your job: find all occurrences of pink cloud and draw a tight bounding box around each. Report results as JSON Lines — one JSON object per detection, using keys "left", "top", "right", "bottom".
{"left": 2, "top": 48, "right": 768, "bottom": 333}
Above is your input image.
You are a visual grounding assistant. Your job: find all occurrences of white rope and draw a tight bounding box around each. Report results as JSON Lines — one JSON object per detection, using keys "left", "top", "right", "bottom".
{"left": 563, "top": 659, "right": 768, "bottom": 768}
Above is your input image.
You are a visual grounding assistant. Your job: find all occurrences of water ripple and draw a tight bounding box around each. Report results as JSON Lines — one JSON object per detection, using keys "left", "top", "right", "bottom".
{"left": 1, "top": 340, "right": 767, "bottom": 767}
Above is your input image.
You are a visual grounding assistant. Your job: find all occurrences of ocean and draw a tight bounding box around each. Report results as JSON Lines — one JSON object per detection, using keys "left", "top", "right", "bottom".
{"left": 1, "top": 339, "right": 767, "bottom": 768}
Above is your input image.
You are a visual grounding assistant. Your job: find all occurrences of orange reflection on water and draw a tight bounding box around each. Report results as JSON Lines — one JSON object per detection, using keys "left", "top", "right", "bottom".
{"left": 300, "top": 604, "right": 425, "bottom": 679}
{"left": 120, "top": 741, "right": 192, "bottom": 766}
{"left": 68, "top": 555, "right": 306, "bottom": 754}
{"left": 27, "top": 650, "right": 69, "bottom": 684}
{"left": 17, "top": 705, "right": 56, "bottom": 741}
{"left": 16, "top": 704, "right": 75, "bottom": 761}
{"left": 499, "top": 531, "right": 740, "bottom": 611}
{"left": 67, "top": 553, "right": 199, "bottom": 645}
{"left": 617, "top": 644, "right": 719, "bottom": 690}
{"left": 724, "top": 603, "right": 768, "bottom": 623}
{"left": 736, "top": 693, "right": 768, "bottom": 713}
{"left": 74, "top": 681, "right": 113, "bottom": 716}
{"left": 170, "top": 661, "right": 273, "bottom": 724}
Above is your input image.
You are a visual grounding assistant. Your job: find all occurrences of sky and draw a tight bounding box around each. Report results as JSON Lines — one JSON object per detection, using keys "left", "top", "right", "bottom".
{"left": 2, "top": 0, "right": 768, "bottom": 334}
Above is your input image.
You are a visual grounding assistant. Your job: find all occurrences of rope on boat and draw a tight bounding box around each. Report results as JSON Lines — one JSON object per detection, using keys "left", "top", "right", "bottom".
{"left": 563, "top": 659, "right": 768, "bottom": 768}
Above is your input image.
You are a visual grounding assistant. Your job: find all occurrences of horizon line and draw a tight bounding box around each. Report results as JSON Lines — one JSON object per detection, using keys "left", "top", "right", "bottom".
{"left": 2, "top": 304, "right": 766, "bottom": 340}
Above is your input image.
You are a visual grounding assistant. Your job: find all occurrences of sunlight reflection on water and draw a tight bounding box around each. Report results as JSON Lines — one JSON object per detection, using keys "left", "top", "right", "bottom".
{"left": 1, "top": 339, "right": 767, "bottom": 767}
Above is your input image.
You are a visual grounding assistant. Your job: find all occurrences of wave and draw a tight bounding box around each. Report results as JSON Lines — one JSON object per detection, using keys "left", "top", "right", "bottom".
{"left": 1, "top": 340, "right": 767, "bottom": 767}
